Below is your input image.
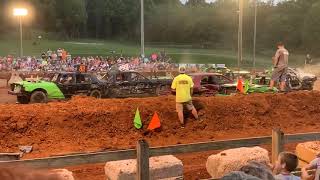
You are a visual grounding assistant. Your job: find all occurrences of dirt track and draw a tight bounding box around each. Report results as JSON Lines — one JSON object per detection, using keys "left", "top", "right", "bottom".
{"left": 1, "top": 91, "right": 320, "bottom": 179}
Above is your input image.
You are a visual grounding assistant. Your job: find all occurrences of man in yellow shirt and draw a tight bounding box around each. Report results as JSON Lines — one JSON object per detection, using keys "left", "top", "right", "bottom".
{"left": 171, "top": 67, "right": 199, "bottom": 125}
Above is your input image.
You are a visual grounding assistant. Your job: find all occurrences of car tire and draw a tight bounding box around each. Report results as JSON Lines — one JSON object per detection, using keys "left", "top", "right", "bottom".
{"left": 90, "top": 89, "right": 102, "bottom": 98}
{"left": 17, "top": 96, "right": 29, "bottom": 104}
{"left": 30, "top": 91, "right": 48, "bottom": 103}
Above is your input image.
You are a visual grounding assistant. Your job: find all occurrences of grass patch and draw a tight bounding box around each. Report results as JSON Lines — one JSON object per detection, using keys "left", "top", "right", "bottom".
{"left": 0, "top": 39, "right": 308, "bottom": 68}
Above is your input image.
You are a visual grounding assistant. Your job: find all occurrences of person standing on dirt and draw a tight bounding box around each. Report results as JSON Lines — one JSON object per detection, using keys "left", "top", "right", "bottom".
{"left": 305, "top": 54, "right": 312, "bottom": 65}
{"left": 171, "top": 67, "right": 199, "bottom": 126}
{"left": 270, "top": 42, "right": 289, "bottom": 92}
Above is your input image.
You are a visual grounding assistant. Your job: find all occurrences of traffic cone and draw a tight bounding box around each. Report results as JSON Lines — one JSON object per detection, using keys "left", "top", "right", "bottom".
{"left": 147, "top": 112, "right": 161, "bottom": 130}
{"left": 237, "top": 79, "right": 244, "bottom": 93}
{"left": 134, "top": 108, "right": 142, "bottom": 129}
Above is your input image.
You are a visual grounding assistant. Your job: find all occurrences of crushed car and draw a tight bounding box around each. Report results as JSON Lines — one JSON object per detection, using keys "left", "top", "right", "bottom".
{"left": 9, "top": 72, "right": 107, "bottom": 103}
{"left": 189, "top": 73, "right": 234, "bottom": 95}
{"left": 101, "top": 71, "right": 172, "bottom": 98}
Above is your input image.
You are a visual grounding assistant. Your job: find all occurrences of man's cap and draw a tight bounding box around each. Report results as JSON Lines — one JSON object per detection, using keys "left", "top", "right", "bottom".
{"left": 179, "top": 67, "right": 186, "bottom": 73}
{"left": 277, "top": 41, "right": 284, "bottom": 47}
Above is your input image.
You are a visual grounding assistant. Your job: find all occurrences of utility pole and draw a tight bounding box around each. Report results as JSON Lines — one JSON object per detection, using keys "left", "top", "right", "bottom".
{"left": 238, "top": 0, "right": 243, "bottom": 72}
{"left": 19, "top": 16, "right": 23, "bottom": 57}
{"left": 141, "top": 0, "right": 145, "bottom": 58}
{"left": 253, "top": 0, "right": 257, "bottom": 71}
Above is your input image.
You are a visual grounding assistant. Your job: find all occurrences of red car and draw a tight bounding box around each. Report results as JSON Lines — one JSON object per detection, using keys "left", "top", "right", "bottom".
{"left": 189, "top": 73, "right": 234, "bottom": 95}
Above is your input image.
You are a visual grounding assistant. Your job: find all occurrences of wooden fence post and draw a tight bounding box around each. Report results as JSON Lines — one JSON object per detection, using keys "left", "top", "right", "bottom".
{"left": 272, "top": 128, "right": 284, "bottom": 164}
{"left": 137, "top": 139, "right": 149, "bottom": 180}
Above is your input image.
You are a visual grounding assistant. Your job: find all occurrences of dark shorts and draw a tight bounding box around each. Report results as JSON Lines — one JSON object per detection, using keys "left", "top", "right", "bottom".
{"left": 271, "top": 67, "right": 287, "bottom": 82}
{"left": 176, "top": 101, "right": 195, "bottom": 113}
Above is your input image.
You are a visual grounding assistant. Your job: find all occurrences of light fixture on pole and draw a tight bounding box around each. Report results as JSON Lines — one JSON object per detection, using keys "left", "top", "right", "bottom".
{"left": 13, "top": 8, "right": 28, "bottom": 57}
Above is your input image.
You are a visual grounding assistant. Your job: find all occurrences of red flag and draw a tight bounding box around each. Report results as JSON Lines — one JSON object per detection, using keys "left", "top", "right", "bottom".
{"left": 147, "top": 112, "right": 161, "bottom": 130}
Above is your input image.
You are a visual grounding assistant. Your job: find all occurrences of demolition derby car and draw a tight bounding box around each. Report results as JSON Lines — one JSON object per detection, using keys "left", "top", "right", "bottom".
{"left": 100, "top": 71, "right": 172, "bottom": 98}
{"left": 9, "top": 71, "right": 171, "bottom": 103}
{"left": 9, "top": 72, "right": 107, "bottom": 103}
{"left": 189, "top": 73, "right": 234, "bottom": 95}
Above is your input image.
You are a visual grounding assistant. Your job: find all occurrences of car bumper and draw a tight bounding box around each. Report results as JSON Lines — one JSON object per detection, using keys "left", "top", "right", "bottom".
{"left": 8, "top": 90, "right": 22, "bottom": 95}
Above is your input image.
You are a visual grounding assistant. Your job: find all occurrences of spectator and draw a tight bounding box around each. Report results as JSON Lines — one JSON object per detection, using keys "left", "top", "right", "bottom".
{"left": 51, "top": 51, "right": 57, "bottom": 61}
{"left": 302, "top": 153, "right": 320, "bottom": 180}
{"left": 57, "top": 48, "right": 63, "bottom": 60}
{"left": 305, "top": 54, "right": 312, "bottom": 65}
{"left": 221, "top": 171, "right": 262, "bottom": 180}
{"left": 47, "top": 49, "right": 52, "bottom": 60}
{"left": 240, "top": 161, "right": 274, "bottom": 180}
{"left": 274, "top": 152, "right": 300, "bottom": 180}
{"left": 221, "top": 162, "right": 275, "bottom": 180}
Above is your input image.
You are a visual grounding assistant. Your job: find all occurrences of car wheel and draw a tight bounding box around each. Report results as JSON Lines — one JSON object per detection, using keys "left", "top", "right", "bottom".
{"left": 90, "top": 89, "right": 102, "bottom": 98}
{"left": 30, "top": 91, "right": 48, "bottom": 103}
{"left": 17, "top": 96, "right": 29, "bottom": 104}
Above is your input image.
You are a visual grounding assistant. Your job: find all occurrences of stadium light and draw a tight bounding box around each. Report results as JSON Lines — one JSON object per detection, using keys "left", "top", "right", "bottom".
{"left": 13, "top": 8, "right": 28, "bottom": 16}
{"left": 13, "top": 8, "right": 28, "bottom": 57}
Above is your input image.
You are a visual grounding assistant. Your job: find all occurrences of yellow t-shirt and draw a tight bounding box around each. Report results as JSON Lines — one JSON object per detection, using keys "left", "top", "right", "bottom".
{"left": 171, "top": 74, "right": 194, "bottom": 103}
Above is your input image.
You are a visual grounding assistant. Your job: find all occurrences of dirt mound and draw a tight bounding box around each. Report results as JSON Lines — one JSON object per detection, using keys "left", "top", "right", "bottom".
{"left": 1, "top": 91, "right": 320, "bottom": 157}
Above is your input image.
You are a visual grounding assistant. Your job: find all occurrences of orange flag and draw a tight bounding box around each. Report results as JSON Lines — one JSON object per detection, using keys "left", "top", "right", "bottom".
{"left": 147, "top": 112, "right": 161, "bottom": 130}
{"left": 237, "top": 79, "right": 244, "bottom": 93}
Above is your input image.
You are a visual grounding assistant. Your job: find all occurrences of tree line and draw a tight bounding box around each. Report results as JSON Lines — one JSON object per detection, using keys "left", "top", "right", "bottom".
{"left": 0, "top": 0, "right": 320, "bottom": 53}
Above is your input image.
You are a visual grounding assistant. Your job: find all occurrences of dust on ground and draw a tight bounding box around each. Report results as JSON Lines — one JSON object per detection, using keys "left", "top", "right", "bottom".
{"left": 0, "top": 88, "right": 16, "bottom": 104}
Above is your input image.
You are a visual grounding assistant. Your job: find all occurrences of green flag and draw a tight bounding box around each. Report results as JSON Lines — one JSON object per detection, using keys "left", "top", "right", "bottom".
{"left": 134, "top": 108, "right": 142, "bottom": 129}
{"left": 244, "top": 80, "right": 250, "bottom": 93}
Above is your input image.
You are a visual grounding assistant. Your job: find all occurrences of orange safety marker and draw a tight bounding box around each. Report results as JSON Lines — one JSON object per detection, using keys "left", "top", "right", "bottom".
{"left": 147, "top": 112, "right": 161, "bottom": 130}
{"left": 237, "top": 79, "right": 244, "bottom": 93}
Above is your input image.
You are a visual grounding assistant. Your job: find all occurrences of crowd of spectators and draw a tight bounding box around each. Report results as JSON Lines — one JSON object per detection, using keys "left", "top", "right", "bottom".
{"left": 0, "top": 48, "right": 173, "bottom": 72}
{"left": 221, "top": 151, "right": 320, "bottom": 180}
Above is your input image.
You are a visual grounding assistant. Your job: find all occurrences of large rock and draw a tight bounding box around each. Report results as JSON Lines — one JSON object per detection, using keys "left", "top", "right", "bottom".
{"left": 50, "top": 169, "right": 74, "bottom": 180}
{"left": 296, "top": 141, "right": 320, "bottom": 163}
{"left": 206, "top": 146, "right": 270, "bottom": 179}
{"left": 105, "top": 155, "right": 183, "bottom": 180}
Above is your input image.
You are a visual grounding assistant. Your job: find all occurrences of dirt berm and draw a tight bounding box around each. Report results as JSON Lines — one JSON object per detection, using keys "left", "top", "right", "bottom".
{"left": 1, "top": 91, "right": 320, "bottom": 158}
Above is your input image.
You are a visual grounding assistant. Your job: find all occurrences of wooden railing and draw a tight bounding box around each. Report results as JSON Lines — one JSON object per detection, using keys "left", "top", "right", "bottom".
{"left": 1, "top": 129, "right": 319, "bottom": 180}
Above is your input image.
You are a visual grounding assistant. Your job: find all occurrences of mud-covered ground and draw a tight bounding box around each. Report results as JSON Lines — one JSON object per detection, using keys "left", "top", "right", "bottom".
{"left": 0, "top": 90, "right": 320, "bottom": 179}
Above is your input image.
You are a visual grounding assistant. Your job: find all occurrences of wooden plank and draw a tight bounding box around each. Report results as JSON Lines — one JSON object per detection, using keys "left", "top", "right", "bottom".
{"left": 150, "top": 136, "right": 272, "bottom": 156}
{"left": 137, "top": 140, "right": 149, "bottom": 180}
{"left": 0, "top": 153, "right": 20, "bottom": 161}
{"left": 272, "top": 129, "right": 284, "bottom": 164}
{"left": 285, "top": 132, "right": 320, "bottom": 144}
{"left": 0, "top": 149, "right": 136, "bottom": 169}
{"left": 0, "top": 136, "right": 271, "bottom": 169}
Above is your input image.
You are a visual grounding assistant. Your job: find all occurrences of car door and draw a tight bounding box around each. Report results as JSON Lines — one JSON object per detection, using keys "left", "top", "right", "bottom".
{"left": 75, "top": 73, "right": 92, "bottom": 95}
{"left": 106, "top": 72, "right": 130, "bottom": 98}
{"left": 55, "top": 73, "right": 76, "bottom": 98}
{"left": 200, "top": 75, "right": 219, "bottom": 92}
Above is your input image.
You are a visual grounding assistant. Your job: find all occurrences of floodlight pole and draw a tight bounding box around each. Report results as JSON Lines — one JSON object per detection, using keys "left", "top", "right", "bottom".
{"left": 141, "top": 0, "right": 145, "bottom": 58}
{"left": 19, "top": 16, "right": 23, "bottom": 57}
{"left": 237, "top": 0, "right": 243, "bottom": 72}
{"left": 253, "top": 0, "right": 257, "bottom": 71}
